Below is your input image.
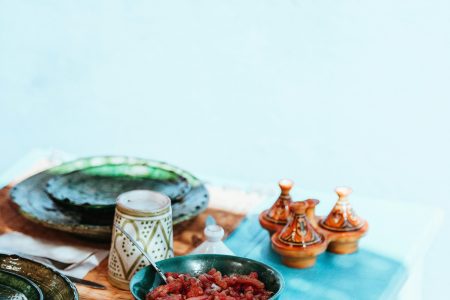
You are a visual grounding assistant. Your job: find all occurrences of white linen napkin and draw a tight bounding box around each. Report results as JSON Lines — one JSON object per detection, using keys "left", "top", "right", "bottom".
{"left": 0, "top": 231, "right": 108, "bottom": 278}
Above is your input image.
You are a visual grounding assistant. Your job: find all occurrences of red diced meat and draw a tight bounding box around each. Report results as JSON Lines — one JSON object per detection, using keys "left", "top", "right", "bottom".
{"left": 146, "top": 268, "right": 272, "bottom": 300}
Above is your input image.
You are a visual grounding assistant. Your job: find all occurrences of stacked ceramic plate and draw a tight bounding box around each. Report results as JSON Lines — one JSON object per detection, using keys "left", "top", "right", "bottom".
{"left": 0, "top": 254, "right": 78, "bottom": 299}
{"left": 10, "top": 156, "right": 209, "bottom": 240}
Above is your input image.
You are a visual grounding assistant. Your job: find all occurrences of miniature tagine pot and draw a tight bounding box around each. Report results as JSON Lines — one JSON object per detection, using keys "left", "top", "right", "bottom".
{"left": 319, "top": 187, "right": 369, "bottom": 254}
{"left": 272, "top": 201, "right": 327, "bottom": 268}
{"left": 259, "top": 179, "right": 293, "bottom": 235}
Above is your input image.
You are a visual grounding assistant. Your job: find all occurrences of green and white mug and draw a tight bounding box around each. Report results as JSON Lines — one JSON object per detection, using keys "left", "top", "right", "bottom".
{"left": 108, "top": 190, "right": 174, "bottom": 290}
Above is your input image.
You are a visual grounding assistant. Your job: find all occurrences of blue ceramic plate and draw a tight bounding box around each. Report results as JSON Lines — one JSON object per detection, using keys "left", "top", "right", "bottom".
{"left": 130, "top": 254, "right": 284, "bottom": 300}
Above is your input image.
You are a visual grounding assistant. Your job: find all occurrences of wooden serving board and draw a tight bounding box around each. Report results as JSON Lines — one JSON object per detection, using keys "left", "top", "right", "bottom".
{"left": 0, "top": 186, "right": 247, "bottom": 300}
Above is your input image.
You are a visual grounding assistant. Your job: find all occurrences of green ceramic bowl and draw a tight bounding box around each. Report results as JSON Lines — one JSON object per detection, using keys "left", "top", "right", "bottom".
{"left": 46, "top": 164, "right": 191, "bottom": 210}
{"left": 0, "top": 254, "right": 78, "bottom": 300}
{"left": 0, "top": 270, "right": 43, "bottom": 300}
{"left": 130, "top": 254, "right": 284, "bottom": 300}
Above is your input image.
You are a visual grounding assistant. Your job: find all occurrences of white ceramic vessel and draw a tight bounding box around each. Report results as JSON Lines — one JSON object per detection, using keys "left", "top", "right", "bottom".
{"left": 191, "top": 224, "right": 234, "bottom": 255}
{"left": 108, "top": 190, "right": 174, "bottom": 290}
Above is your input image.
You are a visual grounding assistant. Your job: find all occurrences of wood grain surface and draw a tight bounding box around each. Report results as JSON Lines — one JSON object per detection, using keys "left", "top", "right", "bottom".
{"left": 0, "top": 186, "right": 246, "bottom": 300}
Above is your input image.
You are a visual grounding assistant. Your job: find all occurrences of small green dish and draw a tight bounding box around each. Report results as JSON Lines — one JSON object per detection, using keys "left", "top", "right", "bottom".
{"left": 45, "top": 163, "right": 191, "bottom": 222}
{"left": 0, "top": 270, "right": 43, "bottom": 300}
{"left": 130, "top": 254, "right": 284, "bottom": 300}
{"left": 0, "top": 254, "right": 78, "bottom": 300}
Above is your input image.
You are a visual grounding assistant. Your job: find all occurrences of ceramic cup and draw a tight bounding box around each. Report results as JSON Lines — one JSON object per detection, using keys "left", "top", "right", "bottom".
{"left": 108, "top": 190, "right": 174, "bottom": 290}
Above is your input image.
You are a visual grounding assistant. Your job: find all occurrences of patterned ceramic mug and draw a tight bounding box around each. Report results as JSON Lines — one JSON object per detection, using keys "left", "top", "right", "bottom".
{"left": 108, "top": 190, "right": 174, "bottom": 290}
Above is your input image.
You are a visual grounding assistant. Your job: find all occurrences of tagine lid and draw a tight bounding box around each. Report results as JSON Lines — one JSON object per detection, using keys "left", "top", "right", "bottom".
{"left": 262, "top": 179, "right": 293, "bottom": 225}
{"left": 320, "top": 186, "right": 366, "bottom": 232}
{"left": 275, "top": 201, "right": 324, "bottom": 248}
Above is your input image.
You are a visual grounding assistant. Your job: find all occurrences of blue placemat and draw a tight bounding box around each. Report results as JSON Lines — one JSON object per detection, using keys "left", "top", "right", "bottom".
{"left": 225, "top": 213, "right": 406, "bottom": 300}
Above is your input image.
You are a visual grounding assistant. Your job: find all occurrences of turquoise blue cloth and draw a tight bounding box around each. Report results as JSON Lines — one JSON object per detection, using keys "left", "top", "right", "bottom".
{"left": 225, "top": 214, "right": 406, "bottom": 300}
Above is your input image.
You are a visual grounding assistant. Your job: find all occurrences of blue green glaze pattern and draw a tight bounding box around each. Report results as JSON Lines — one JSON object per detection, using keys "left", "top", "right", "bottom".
{"left": 10, "top": 156, "right": 209, "bottom": 240}
{"left": 46, "top": 164, "right": 190, "bottom": 210}
{"left": 0, "top": 283, "right": 27, "bottom": 300}
{"left": 0, "top": 254, "right": 78, "bottom": 300}
{"left": 0, "top": 270, "right": 43, "bottom": 300}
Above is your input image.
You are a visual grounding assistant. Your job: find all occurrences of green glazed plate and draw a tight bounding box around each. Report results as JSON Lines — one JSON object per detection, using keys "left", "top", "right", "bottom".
{"left": 46, "top": 164, "right": 191, "bottom": 212}
{"left": 10, "top": 156, "right": 209, "bottom": 240}
{"left": 0, "top": 254, "right": 78, "bottom": 300}
{"left": 0, "top": 270, "right": 43, "bottom": 300}
{"left": 130, "top": 254, "right": 284, "bottom": 300}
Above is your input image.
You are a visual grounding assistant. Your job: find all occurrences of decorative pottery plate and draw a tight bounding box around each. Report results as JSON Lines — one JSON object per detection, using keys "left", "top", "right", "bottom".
{"left": 130, "top": 254, "right": 284, "bottom": 300}
{"left": 0, "top": 254, "right": 78, "bottom": 300}
{"left": 10, "top": 156, "right": 209, "bottom": 240}
{"left": 0, "top": 270, "right": 43, "bottom": 300}
{"left": 46, "top": 164, "right": 191, "bottom": 212}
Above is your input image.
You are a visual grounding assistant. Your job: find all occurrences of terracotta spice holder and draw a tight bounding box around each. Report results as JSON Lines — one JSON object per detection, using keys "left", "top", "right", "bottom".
{"left": 259, "top": 181, "right": 369, "bottom": 268}
{"left": 258, "top": 179, "right": 294, "bottom": 235}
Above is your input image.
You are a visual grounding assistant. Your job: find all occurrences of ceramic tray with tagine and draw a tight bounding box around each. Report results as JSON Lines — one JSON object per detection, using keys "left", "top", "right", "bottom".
{"left": 10, "top": 156, "right": 209, "bottom": 240}
{"left": 260, "top": 181, "right": 369, "bottom": 268}
{"left": 0, "top": 254, "right": 78, "bottom": 300}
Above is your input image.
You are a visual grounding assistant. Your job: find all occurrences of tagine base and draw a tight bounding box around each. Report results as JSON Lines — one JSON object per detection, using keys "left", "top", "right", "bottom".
{"left": 271, "top": 233, "right": 327, "bottom": 269}
{"left": 281, "top": 255, "right": 317, "bottom": 268}
{"left": 258, "top": 210, "right": 285, "bottom": 236}
{"left": 319, "top": 220, "right": 369, "bottom": 254}
{"left": 327, "top": 240, "right": 359, "bottom": 254}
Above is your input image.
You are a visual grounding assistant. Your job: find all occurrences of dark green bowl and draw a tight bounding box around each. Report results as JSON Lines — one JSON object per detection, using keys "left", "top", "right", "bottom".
{"left": 130, "top": 254, "right": 284, "bottom": 300}
{"left": 0, "top": 270, "right": 43, "bottom": 300}
{"left": 0, "top": 254, "right": 78, "bottom": 300}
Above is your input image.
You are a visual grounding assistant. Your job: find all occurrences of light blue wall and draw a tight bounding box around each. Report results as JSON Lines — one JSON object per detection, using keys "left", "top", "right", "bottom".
{"left": 1, "top": 1, "right": 449, "bottom": 298}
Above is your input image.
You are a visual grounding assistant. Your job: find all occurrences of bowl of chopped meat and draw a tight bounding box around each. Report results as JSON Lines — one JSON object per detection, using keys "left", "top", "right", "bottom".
{"left": 130, "top": 254, "right": 284, "bottom": 300}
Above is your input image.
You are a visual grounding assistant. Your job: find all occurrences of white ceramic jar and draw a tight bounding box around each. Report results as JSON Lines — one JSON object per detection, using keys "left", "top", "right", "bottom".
{"left": 190, "top": 224, "right": 234, "bottom": 255}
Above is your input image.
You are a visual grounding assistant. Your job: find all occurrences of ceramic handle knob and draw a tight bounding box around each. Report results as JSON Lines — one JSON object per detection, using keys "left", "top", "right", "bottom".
{"left": 335, "top": 186, "right": 352, "bottom": 199}
{"left": 204, "top": 224, "right": 225, "bottom": 242}
{"left": 289, "top": 201, "right": 308, "bottom": 214}
{"left": 279, "top": 179, "right": 293, "bottom": 194}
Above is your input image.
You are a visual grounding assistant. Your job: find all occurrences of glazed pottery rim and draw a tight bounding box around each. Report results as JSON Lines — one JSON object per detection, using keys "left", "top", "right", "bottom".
{"left": 10, "top": 180, "right": 208, "bottom": 236}
{"left": 116, "top": 189, "right": 171, "bottom": 217}
{"left": 0, "top": 269, "right": 44, "bottom": 300}
{"left": 45, "top": 163, "right": 191, "bottom": 210}
{"left": 130, "top": 254, "right": 285, "bottom": 300}
{"left": 48, "top": 156, "right": 202, "bottom": 186}
{"left": 0, "top": 253, "right": 79, "bottom": 300}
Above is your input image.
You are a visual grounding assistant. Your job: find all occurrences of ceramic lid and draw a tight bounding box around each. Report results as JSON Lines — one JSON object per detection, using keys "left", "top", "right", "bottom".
{"left": 320, "top": 186, "right": 366, "bottom": 232}
{"left": 116, "top": 190, "right": 171, "bottom": 217}
{"left": 263, "top": 179, "right": 293, "bottom": 224}
{"left": 277, "top": 201, "right": 324, "bottom": 247}
{"left": 204, "top": 224, "right": 225, "bottom": 242}
{"left": 190, "top": 225, "right": 234, "bottom": 255}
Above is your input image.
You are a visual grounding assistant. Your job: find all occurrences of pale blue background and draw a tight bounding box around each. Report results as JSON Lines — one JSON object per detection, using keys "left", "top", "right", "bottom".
{"left": 0, "top": 1, "right": 449, "bottom": 298}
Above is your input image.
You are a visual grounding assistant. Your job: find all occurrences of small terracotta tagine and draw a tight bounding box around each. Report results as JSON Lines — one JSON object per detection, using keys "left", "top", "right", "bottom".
{"left": 272, "top": 201, "right": 327, "bottom": 268}
{"left": 304, "top": 198, "right": 320, "bottom": 228}
{"left": 259, "top": 179, "right": 293, "bottom": 235}
{"left": 319, "top": 186, "right": 369, "bottom": 254}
